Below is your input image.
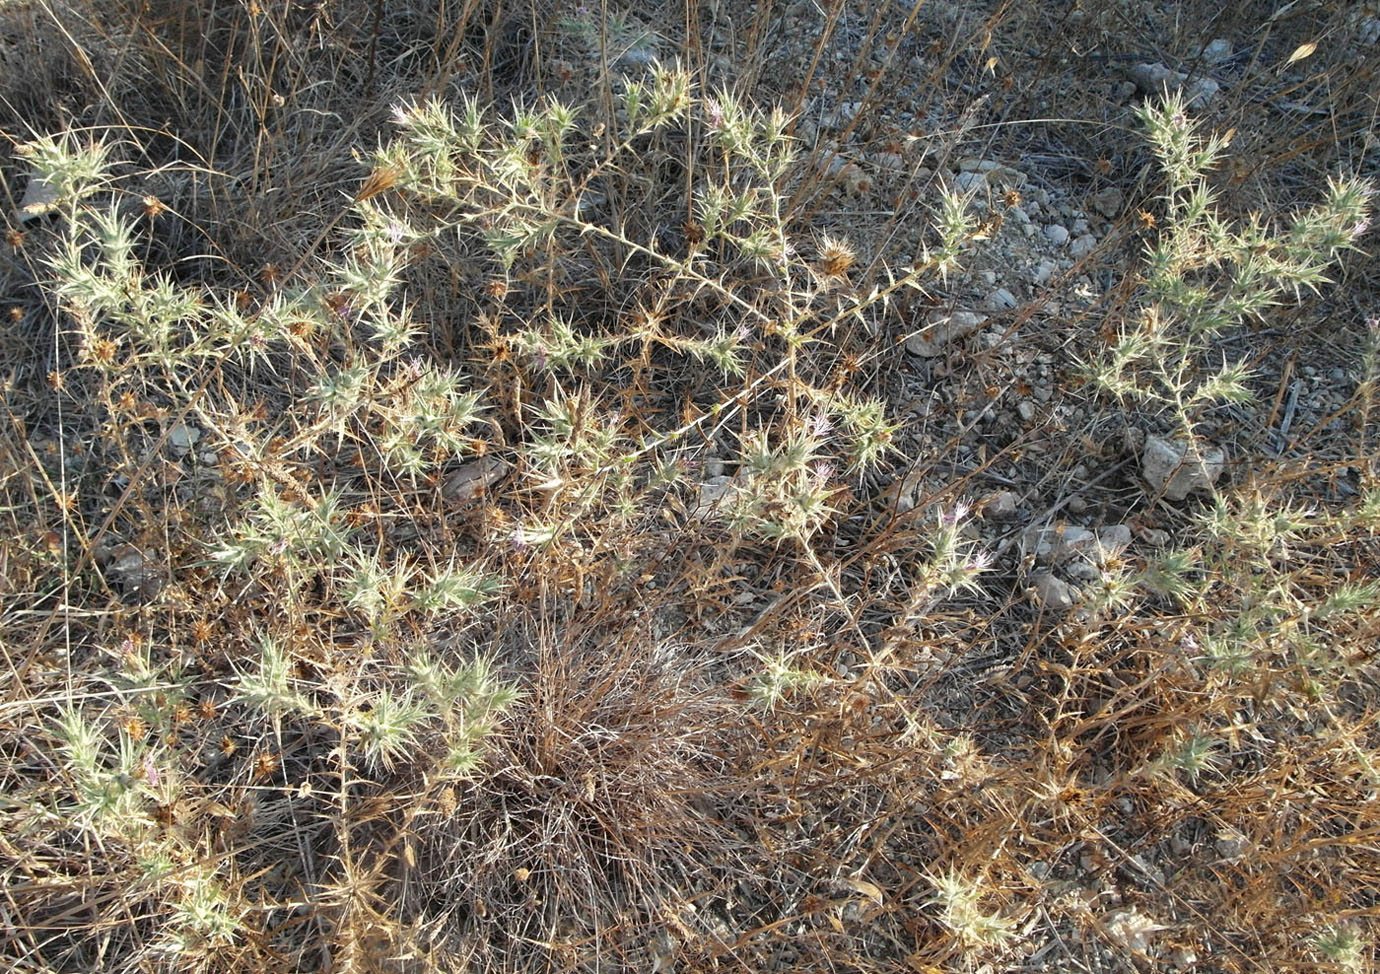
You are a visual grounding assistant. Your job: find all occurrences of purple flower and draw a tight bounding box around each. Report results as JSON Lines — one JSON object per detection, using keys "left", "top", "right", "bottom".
{"left": 704, "top": 98, "right": 725, "bottom": 130}
{"left": 940, "top": 502, "right": 971, "bottom": 526}
{"left": 965, "top": 549, "right": 994, "bottom": 574}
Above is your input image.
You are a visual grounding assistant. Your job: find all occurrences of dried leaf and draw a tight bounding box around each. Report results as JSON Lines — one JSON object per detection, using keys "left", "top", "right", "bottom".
{"left": 843, "top": 876, "right": 884, "bottom": 905}
{"left": 1285, "top": 41, "right": 1316, "bottom": 65}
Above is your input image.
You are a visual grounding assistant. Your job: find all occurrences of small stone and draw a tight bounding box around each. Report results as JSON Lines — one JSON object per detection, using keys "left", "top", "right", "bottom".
{"left": 1023, "top": 524, "right": 1057, "bottom": 562}
{"left": 1069, "top": 233, "right": 1097, "bottom": 258}
{"left": 1141, "top": 435, "right": 1226, "bottom": 501}
{"left": 1052, "top": 525, "right": 1096, "bottom": 561}
{"left": 1361, "top": 16, "right": 1380, "bottom": 46}
{"left": 1016, "top": 400, "right": 1035, "bottom": 422}
{"left": 1032, "top": 260, "right": 1057, "bottom": 286}
{"left": 985, "top": 490, "right": 1018, "bottom": 519}
{"left": 1215, "top": 830, "right": 1247, "bottom": 861}
{"left": 1203, "top": 38, "right": 1232, "bottom": 64}
{"left": 1031, "top": 573, "right": 1079, "bottom": 611}
{"left": 1135, "top": 525, "right": 1171, "bottom": 547}
{"left": 1044, "top": 224, "right": 1069, "bottom": 246}
{"left": 1130, "top": 62, "right": 1220, "bottom": 108}
{"left": 904, "top": 310, "right": 987, "bottom": 357}
{"left": 692, "top": 475, "right": 741, "bottom": 518}
{"left": 1130, "top": 62, "right": 1180, "bottom": 96}
{"left": 870, "top": 151, "right": 905, "bottom": 171}
{"left": 168, "top": 423, "right": 200, "bottom": 458}
{"left": 443, "top": 457, "right": 510, "bottom": 506}
{"left": 954, "top": 171, "right": 985, "bottom": 193}
{"left": 985, "top": 287, "right": 1018, "bottom": 311}
{"left": 1183, "top": 76, "right": 1221, "bottom": 109}
{"left": 18, "top": 173, "right": 59, "bottom": 221}
{"left": 1171, "top": 947, "right": 1199, "bottom": 969}
{"left": 1103, "top": 908, "right": 1162, "bottom": 953}
{"left": 1096, "top": 524, "right": 1133, "bottom": 562}
{"left": 1090, "top": 186, "right": 1124, "bottom": 218}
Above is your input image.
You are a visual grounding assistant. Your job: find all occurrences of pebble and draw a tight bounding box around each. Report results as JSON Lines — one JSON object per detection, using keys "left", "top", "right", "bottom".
{"left": 1142, "top": 435, "right": 1225, "bottom": 501}
{"left": 1090, "top": 187, "right": 1124, "bottom": 218}
{"left": 1069, "top": 234, "right": 1097, "bottom": 258}
{"left": 904, "top": 310, "right": 988, "bottom": 357}
{"left": 1052, "top": 525, "right": 1097, "bottom": 561}
{"left": 169, "top": 423, "right": 200, "bottom": 458}
{"left": 1016, "top": 400, "right": 1035, "bottom": 422}
{"left": 1202, "top": 38, "right": 1232, "bottom": 64}
{"left": 1044, "top": 224, "right": 1069, "bottom": 246}
{"left": 1215, "top": 831, "right": 1247, "bottom": 860}
{"left": 985, "top": 490, "right": 1018, "bottom": 518}
{"left": 1096, "top": 524, "right": 1133, "bottom": 562}
{"left": 1129, "top": 62, "right": 1221, "bottom": 109}
{"left": 1032, "top": 260, "right": 1057, "bottom": 286}
{"left": 985, "top": 287, "right": 1018, "bottom": 311}
{"left": 1031, "top": 573, "right": 1079, "bottom": 611}
{"left": 954, "top": 171, "right": 985, "bottom": 193}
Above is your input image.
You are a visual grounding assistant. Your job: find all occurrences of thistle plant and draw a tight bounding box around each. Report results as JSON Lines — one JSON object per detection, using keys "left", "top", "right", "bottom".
{"left": 1082, "top": 92, "right": 1372, "bottom": 440}
{"left": 367, "top": 68, "right": 961, "bottom": 549}
{"left": 927, "top": 868, "right": 1017, "bottom": 955}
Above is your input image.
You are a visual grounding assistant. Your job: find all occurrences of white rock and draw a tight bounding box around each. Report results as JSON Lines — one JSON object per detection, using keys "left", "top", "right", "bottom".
{"left": 168, "top": 423, "right": 200, "bottom": 458}
{"left": 1091, "top": 187, "right": 1124, "bottom": 218}
{"left": 443, "top": 456, "right": 510, "bottom": 505}
{"left": 1069, "top": 234, "right": 1097, "bottom": 258}
{"left": 1129, "top": 62, "right": 1220, "bottom": 109}
{"left": 1032, "top": 260, "right": 1057, "bottom": 286}
{"left": 1203, "top": 38, "right": 1232, "bottom": 64}
{"left": 904, "top": 310, "right": 987, "bottom": 357}
{"left": 1103, "top": 908, "right": 1163, "bottom": 953}
{"left": 1183, "top": 76, "right": 1221, "bottom": 109}
{"left": 1044, "top": 224, "right": 1069, "bottom": 246}
{"left": 1031, "top": 573, "right": 1078, "bottom": 611}
{"left": 1016, "top": 400, "right": 1035, "bottom": 422}
{"left": 1138, "top": 526, "right": 1171, "bottom": 547}
{"left": 985, "top": 490, "right": 1018, "bottom": 518}
{"left": 1096, "top": 524, "right": 1134, "bottom": 561}
{"left": 870, "top": 151, "right": 905, "bottom": 171}
{"left": 1052, "top": 525, "right": 1096, "bottom": 561}
{"left": 1141, "top": 435, "right": 1225, "bottom": 501}
{"left": 985, "top": 287, "right": 1018, "bottom": 311}
{"left": 692, "top": 475, "right": 741, "bottom": 518}
{"left": 954, "top": 171, "right": 985, "bottom": 193}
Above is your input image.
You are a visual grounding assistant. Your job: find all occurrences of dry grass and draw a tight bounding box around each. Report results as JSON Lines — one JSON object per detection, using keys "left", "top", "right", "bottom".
{"left": 2, "top": 1, "right": 1379, "bottom": 972}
